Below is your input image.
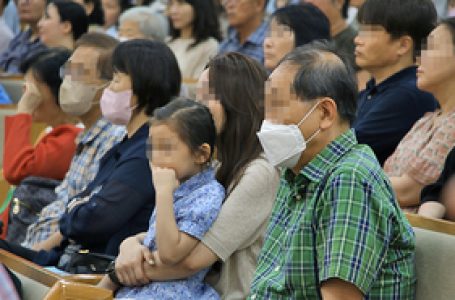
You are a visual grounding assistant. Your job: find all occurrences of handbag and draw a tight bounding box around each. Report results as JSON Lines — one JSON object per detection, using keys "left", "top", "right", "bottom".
{"left": 57, "top": 244, "right": 115, "bottom": 274}
{"left": 6, "top": 176, "right": 61, "bottom": 244}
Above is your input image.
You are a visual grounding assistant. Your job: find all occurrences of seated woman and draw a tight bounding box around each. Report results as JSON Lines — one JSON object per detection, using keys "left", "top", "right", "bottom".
{"left": 108, "top": 53, "right": 280, "bottom": 299}
{"left": 384, "top": 18, "right": 455, "bottom": 208}
{"left": 3, "top": 48, "right": 81, "bottom": 185}
{"left": 101, "top": 0, "right": 132, "bottom": 38}
{"left": 419, "top": 146, "right": 455, "bottom": 221}
{"left": 101, "top": 98, "right": 225, "bottom": 298}
{"left": 38, "top": 0, "right": 89, "bottom": 50}
{"left": 263, "top": 3, "right": 330, "bottom": 71}
{"left": 0, "top": 40, "right": 181, "bottom": 270}
{"left": 118, "top": 6, "right": 168, "bottom": 42}
{"left": 166, "top": 0, "right": 221, "bottom": 96}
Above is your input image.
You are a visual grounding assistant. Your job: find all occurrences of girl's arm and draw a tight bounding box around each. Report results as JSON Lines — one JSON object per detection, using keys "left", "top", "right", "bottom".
{"left": 153, "top": 167, "right": 198, "bottom": 265}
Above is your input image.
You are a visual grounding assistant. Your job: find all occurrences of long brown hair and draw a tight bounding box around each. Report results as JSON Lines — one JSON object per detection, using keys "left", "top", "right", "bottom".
{"left": 207, "top": 53, "right": 268, "bottom": 191}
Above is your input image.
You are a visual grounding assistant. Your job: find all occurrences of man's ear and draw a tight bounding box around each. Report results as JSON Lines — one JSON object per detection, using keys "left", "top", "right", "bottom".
{"left": 397, "top": 35, "right": 414, "bottom": 57}
{"left": 318, "top": 97, "right": 338, "bottom": 130}
{"left": 255, "top": 0, "right": 266, "bottom": 12}
{"left": 194, "top": 143, "right": 212, "bottom": 165}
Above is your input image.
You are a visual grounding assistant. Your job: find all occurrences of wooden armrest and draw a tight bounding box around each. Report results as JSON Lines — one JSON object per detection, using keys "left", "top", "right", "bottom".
{"left": 62, "top": 274, "right": 104, "bottom": 285}
{"left": 0, "top": 249, "right": 61, "bottom": 287}
{"left": 406, "top": 212, "right": 455, "bottom": 236}
{"left": 44, "top": 280, "right": 113, "bottom": 300}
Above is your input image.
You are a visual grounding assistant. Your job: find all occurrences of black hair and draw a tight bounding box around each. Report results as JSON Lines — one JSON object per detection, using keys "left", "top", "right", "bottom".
{"left": 341, "top": 0, "right": 349, "bottom": 19}
{"left": 357, "top": 0, "right": 437, "bottom": 53}
{"left": 282, "top": 40, "right": 357, "bottom": 125}
{"left": 169, "top": 0, "right": 222, "bottom": 48}
{"left": 440, "top": 17, "right": 455, "bottom": 46}
{"left": 152, "top": 98, "right": 216, "bottom": 161}
{"left": 112, "top": 39, "right": 181, "bottom": 116}
{"left": 48, "top": 0, "right": 89, "bottom": 41}
{"left": 2, "top": 0, "right": 9, "bottom": 9}
{"left": 20, "top": 48, "right": 72, "bottom": 104}
{"left": 83, "top": 0, "right": 104, "bottom": 25}
{"left": 207, "top": 52, "right": 268, "bottom": 191}
{"left": 272, "top": 4, "right": 331, "bottom": 48}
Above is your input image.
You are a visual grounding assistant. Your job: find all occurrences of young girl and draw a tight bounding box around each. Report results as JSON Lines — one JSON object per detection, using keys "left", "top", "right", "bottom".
{"left": 100, "top": 98, "right": 225, "bottom": 299}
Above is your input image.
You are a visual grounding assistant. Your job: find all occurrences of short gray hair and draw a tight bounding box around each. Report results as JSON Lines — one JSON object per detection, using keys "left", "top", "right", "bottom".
{"left": 281, "top": 40, "right": 358, "bottom": 125}
{"left": 119, "top": 7, "right": 168, "bottom": 42}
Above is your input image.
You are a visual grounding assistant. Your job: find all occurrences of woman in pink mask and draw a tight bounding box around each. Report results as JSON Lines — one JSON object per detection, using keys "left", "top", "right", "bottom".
{"left": 0, "top": 40, "right": 182, "bottom": 273}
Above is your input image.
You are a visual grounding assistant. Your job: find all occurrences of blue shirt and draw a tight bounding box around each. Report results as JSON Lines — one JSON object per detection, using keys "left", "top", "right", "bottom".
{"left": 0, "top": 29, "right": 46, "bottom": 74}
{"left": 353, "top": 66, "right": 438, "bottom": 165}
{"left": 117, "top": 168, "right": 225, "bottom": 300}
{"left": 33, "top": 124, "right": 155, "bottom": 266}
{"left": 219, "top": 21, "right": 268, "bottom": 64}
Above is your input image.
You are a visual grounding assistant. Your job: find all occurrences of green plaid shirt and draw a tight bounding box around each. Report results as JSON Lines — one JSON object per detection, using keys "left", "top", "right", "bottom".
{"left": 248, "top": 129, "right": 416, "bottom": 300}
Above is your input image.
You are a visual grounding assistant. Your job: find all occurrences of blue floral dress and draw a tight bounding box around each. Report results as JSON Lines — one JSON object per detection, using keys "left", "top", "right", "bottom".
{"left": 116, "top": 167, "right": 225, "bottom": 300}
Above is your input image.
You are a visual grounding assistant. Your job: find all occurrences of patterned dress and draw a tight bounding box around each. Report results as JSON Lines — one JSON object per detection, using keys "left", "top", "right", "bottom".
{"left": 116, "top": 168, "right": 225, "bottom": 300}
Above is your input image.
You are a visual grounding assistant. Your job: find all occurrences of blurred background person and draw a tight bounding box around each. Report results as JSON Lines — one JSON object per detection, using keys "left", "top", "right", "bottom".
{"left": 101, "top": 0, "right": 133, "bottom": 38}
{"left": 0, "top": 0, "right": 47, "bottom": 74}
{"left": 118, "top": 6, "right": 167, "bottom": 41}
{"left": 167, "top": 0, "right": 221, "bottom": 96}
{"left": 73, "top": 0, "right": 105, "bottom": 30}
{"left": 0, "top": 0, "right": 13, "bottom": 55}
{"left": 263, "top": 3, "right": 330, "bottom": 71}
{"left": 38, "top": 0, "right": 89, "bottom": 50}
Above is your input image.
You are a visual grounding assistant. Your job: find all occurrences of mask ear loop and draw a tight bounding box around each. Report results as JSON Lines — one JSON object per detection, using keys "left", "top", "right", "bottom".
{"left": 297, "top": 100, "right": 321, "bottom": 127}
{"left": 296, "top": 100, "right": 322, "bottom": 143}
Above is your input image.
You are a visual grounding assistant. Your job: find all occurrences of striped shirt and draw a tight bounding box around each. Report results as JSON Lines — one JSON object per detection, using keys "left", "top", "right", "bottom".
{"left": 22, "top": 118, "right": 126, "bottom": 247}
{"left": 219, "top": 21, "right": 268, "bottom": 64}
{"left": 248, "top": 129, "right": 416, "bottom": 299}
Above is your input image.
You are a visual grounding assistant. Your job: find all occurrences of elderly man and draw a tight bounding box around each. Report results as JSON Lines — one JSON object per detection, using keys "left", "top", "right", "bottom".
{"left": 118, "top": 6, "right": 168, "bottom": 42}
{"left": 248, "top": 41, "right": 416, "bottom": 299}
{"left": 19, "top": 32, "right": 126, "bottom": 250}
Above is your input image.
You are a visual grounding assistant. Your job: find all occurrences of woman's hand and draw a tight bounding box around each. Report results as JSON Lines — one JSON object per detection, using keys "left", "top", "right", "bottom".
{"left": 17, "top": 82, "right": 41, "bottom": 114}
{"left": 152, "top": 166, "right": 179, "bottom": 196}
{"left": 114, "top": 233, "right": 151, "bottom": 286}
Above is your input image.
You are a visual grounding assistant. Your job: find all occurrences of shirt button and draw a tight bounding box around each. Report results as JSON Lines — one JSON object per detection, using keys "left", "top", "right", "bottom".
{"left": 274, "top": 266, "right": 280, "bottom": 272}
{"left": 295, "top": 194, "right": 302, "bottom": 201}
{"left": 251, "top": 295, "right": 256, "bottom": 300}
{"left": 367, "top": 95, "right": 372, "bottom": 100}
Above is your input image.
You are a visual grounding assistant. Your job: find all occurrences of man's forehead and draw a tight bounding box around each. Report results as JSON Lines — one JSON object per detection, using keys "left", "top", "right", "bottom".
{"left": 71, "top": 46, "right": 101, "bottom": 63}
{"left": 268, "top": 63, "right": 299, "bottom": 85}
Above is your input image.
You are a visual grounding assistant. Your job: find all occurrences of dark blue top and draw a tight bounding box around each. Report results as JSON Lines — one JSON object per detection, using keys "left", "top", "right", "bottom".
{"left": 352, "top": 66, "right": 438, "bottom": 165}
{"left": 0, "top": 29, "right": 46, "bottom": 74}
{"left": 34, "top": 124, "right": 155, "bottom": 266}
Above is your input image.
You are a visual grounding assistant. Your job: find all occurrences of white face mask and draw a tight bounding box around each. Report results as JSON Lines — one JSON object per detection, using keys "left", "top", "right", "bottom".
{"left": 59, "top": 78, "right": 106, "bottom": 116}
{"left": 257, "top": 101, "right": 321, "bottom": 169}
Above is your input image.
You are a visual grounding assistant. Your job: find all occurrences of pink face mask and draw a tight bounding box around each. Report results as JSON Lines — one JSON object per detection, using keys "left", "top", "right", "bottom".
{"left": 100, "top": 88, "right": 134, "bottom": 125}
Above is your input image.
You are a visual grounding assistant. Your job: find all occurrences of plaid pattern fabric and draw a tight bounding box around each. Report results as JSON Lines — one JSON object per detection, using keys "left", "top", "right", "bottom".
{"left": 248, "top": 130, "right": 416, "bottom": 300}
{"left": 219, "top": 21, "right": 268, "bottom": 63}
{"left": 21, "top": 118, "right": 126, "bottom": 247}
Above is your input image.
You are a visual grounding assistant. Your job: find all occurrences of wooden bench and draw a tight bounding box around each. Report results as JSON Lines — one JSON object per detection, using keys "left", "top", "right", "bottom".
{"left": 405, "top": 213, "right": 455, "bottom": 300}
{"left": 0, "top": 249, "right": 110, "bottom": 299}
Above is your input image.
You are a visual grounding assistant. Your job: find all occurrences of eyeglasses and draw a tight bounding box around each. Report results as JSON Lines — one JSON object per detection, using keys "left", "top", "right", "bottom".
{"left": 59, "top": 61, "right": 91, "bottom": 80}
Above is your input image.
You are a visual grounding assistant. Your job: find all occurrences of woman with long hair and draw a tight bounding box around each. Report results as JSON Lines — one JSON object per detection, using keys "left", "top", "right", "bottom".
{"left": 105, "top": 53, "right": 280, "bottom": 299}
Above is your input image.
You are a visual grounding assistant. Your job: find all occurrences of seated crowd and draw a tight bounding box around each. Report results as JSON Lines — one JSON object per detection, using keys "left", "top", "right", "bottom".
{"left": 0, "top": 0, "right": 455, "bottom": 299}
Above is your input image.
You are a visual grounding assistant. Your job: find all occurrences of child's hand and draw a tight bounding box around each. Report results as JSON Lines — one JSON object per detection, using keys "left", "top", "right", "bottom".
{"left": 152, "top": 166, "right": 179, "bottom": 195}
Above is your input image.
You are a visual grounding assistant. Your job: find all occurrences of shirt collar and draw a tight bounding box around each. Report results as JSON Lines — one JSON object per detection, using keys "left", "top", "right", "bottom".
{"left": 226, "top": 21, "right": 268, "bottom": 47}
{"left": 366, "top": 66, "right": 417, "bottom": 94}
{"left": 174, "top": 167, "right": 216, "bottom": 200}
{"left": 285, "top": 129, "right": 358, "bottom": 184}
{"left": 76, "top": 117, "right": 124, "bottom": 146}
